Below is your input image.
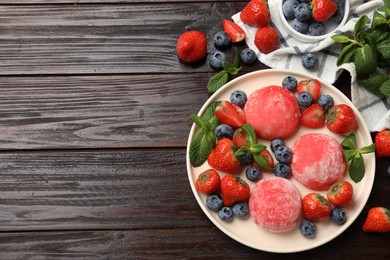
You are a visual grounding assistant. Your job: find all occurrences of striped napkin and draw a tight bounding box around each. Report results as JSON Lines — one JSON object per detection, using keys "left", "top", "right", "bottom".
{"left": 232, "top": 0, "right": 389, "bottom": 132}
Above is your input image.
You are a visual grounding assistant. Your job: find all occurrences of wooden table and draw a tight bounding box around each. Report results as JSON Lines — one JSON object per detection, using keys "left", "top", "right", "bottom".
{"left": 0, "top": 1, "right": 388, "bottom": 259}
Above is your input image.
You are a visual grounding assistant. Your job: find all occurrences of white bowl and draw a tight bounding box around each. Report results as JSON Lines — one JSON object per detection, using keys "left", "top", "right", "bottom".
{"left": 279, "top": 0, "right": 350, "bottom": 43}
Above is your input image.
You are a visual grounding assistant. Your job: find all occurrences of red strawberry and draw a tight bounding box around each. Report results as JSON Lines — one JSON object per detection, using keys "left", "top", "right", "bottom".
{"left": 176, "top": 31, "right": 207, "bottom": 63}
{"left": 302, "top": 193, "right": 332, "bottom": 221}
{"left": 220, "top": 174, "right": 250, "bottom": 206}
{"left": 232, "top": 128, "right": 248, "bottom": 148}
{"left": 254, "top": 149, "right": 275, "bottom": 171}
{"left": 195, "top": 169, "right": 221, "bottom": 195}
{"left": 312, "top": 0, "right": 338, "bottom": 22}
{"left": 297, "top": 79, "right": 321, "bottom": 102}
{"left": 300, "top": 104, "right": 325, "bottom": 128}
{"left": 208, "top": 138, "right": 241, "bottom": 173}
{"left": 326, "top": 180, "right": 354, "bottom": 207}
{"left": 363, "top": 207, "right": 390, "bottom": 233}
{"left": 254, "top": 26, "right": 280, "bottom": 54}
{"left": 325, "top": 104, "right": 358, "bottom": 134}
{"left": 215, "top": 101, "right": 246, "bottom": 128}
{"left": 222, "top": 19, "right": 245, "bottom": 43}
{"left": 375, "top": 130, "right": 390, "bottom": 157}
{"left": 240, "top": 0, "right": 271, "bottom": 28}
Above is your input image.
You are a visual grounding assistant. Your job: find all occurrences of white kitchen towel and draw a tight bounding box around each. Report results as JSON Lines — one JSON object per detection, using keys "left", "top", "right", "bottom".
{"left": 232, "top": 0, "right": 390, "bottom": 132}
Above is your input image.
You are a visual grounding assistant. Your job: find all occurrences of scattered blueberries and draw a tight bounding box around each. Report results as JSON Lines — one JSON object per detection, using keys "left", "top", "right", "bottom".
{"left": 274, "top": 145, "right": 292, "bottom": 164}
{"left": 213, "top": 31, "right": 231, "bottom": 49}
{"left": 301, "top": 53, "right": 319, "bottom": 71}
{"left": 206, "top": 193, "right": 224, "bottom": 212}
{"left": 274, "top": 163, "right": 292, "bottom": 178}
{"left": 239, "top": 152, "right": 253, "bottom": 165}
{"left": 297, "top": 91, "right": 314, "bottom": 108}
{"left": 330, "top": 207, "right": 347, "bottom": 225}
{"left": 215, "top": 124, "right": 234, "bottom": 140}
{"left": 240, "top": 48, "right": 257, "bottom": 65}
{"left": 230, "top": 90, "right": 247, "bottom": 108}
{"left": 282, "top": 0, "right": 299, "bottom": 20}
{"left": 300, "top": 219, "right": 316, "bottom": 238}
{"left": 318, "top": 94, "right": 335, "bottom": 110}
{"left": 209, "top": 51, "right": 226, "bottom": 70}
{"left": 218, "top": 206, "right": 234, "bottom": 221}
{"left": 282, "top": 76, "right": 298, "bottom": 91}
{"left": 292, "top": 18, "right": 309, "bottom": 34}
{"left": 232, "top": 202, "right": 249, "bottom": 218}
{"left": 308, "top": 22, "right": 325, "bottom": 36}
{"left": 294, "top": 3, "right": 312, "bottom": 21}
{"left": 270, "top": 138, "right": 285, "bottom": 153}
{"left": 246, "top": 166, "right": 262, "bottom": 181}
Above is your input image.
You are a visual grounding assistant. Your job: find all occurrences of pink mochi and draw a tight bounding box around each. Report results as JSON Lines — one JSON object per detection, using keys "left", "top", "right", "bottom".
{"left": 244, "top": 85, "right": 300, "bottom": 140}
{"left": 249, "top": 177, "right": 302, "bottom": 233}
{"left": 291, "top": 133, "right": 346, "bottom": 190}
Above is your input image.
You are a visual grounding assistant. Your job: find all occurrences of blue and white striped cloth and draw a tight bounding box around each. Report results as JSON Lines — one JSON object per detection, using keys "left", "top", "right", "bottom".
{"left": 232, "top": 0, "right": 389, "bottom": 132}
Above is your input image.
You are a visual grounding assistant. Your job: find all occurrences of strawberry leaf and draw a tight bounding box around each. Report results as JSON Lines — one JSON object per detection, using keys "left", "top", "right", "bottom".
{"left": 253, "top": 153, "right": 273, "bottom": 171}
{"left": 349, "top": 153, "right": 365, "bottom": 183}
{"left": 207, "top": 70, "right": 228, "bottom": 93}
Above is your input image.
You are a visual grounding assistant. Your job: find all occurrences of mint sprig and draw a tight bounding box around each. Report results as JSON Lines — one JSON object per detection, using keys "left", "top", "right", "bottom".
{"left": 207, "top": 48, "right": 241, "bottom": 94}
{"left": 331, "top": 1, "right": 390, "bottom": 98}
{"left": 234, "top": 123, "right": 273, "bottom": 171}
{"left": 188, "top": 102, "right": 219, "bottom": 167}
{"left": 341, "top": 133, "right": 375, "bottom": 183}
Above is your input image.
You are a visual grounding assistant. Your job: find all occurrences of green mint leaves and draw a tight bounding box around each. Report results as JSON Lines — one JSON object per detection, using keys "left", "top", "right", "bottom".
{"left": 188, "top": 102, "right": 220, "bottom": 167}
{"left": 341, "top": 133, "right": 375, "bottom": 183}
{"left": 207, "top": 48, "right": 241, "bottom": 94}
{"left": 331, "top": 2, "right": 390, "bottom": 98}
{"left": 235, "top": 123, "right": 273, "bottom": 171}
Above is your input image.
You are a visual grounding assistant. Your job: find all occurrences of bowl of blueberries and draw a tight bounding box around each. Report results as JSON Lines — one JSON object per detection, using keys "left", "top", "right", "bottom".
{"left": 280, "top": 0, "right": 349, "bottom": 43}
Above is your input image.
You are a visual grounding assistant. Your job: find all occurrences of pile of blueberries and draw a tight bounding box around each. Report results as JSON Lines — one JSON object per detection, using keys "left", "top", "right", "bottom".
{"left": 210, "top": 31, "right": 257, "bottom": 70}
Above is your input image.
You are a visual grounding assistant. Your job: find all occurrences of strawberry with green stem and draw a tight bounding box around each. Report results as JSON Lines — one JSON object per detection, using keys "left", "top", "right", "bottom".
{"left": 220, "top": 174, "right": 251, "bottom": 206}
{"left": 363, "top": 207, "right": 390, "bottom": 233}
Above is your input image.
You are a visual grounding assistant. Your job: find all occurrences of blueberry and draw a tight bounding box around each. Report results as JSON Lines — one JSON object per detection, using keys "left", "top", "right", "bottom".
{"left": 297, "top": 91, "right": 314, "bottom": 108}
{"left": 282, "top": 76, "right": 298, "bottom": 91}
{"left": 230, "top": 90, "right": 247, "bottom": 108}
{"left": 294, "top": 3, "right": 312, "bottom": 21}
{"left": 239, "top": 152, "right": 253, "bottom": 165}
{"left": 232, "top": 202, "right": 249, "bottom": 218}
{"left": 318, "top": 95, "right": 335, "bottom": 111}
{"left": 282, "top": 0, "right": 299, "bottom": 20}
{"left": 330, "top": 207, "right": 347, "bottom": 225}
{"left": 274, "top": 163, "right": 292, "bottom": 178}
{"left": 291, "top": 18, "right": 309, "bottom": 34}
{"left": 274, "top": 146, "right": 292, "bottom": 163}
{"left": 333, "top": 0, "right": 344, "bottom": 6}
{"left": 218, "top": 206, "right": 233, "bottom": 221}
{"left": 300, "top": 219, "right": 316, "bottom": 238}
{"left": 246, "top": 166, "right": 262, "bottom": 181}
{"left": 209, "top": 51, "right": 226, "bottom": 70}
{"left": 331, "top": 8, "right": 345, "bottom": 23}
{"left": 301, "top": 53, "right": 319, "bottom": 71}
{"left": 270, "top": 138, "right": 285, "bottom": 153}
{"left": 298, "top": 0, "right": 310, "bottom": 3}
{"left": 213, "top": 31, "right": 231, "bottom": 49}
{"left": 308, "top": 22, "right": 325, "bottom": 36}
{"left": 215, "top": 124, "right": 234, "bottom": 140}
{"left": 240, "top": 48, "right": 257, "bottom": 64}
{"left": 206, "top": 193, "right": 224, "bottom": 212}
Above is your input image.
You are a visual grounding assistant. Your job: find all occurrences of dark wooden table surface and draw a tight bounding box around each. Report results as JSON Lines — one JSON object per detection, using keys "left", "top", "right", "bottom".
{"left": 0, "top": 1, "right": 388, "bottom": 259}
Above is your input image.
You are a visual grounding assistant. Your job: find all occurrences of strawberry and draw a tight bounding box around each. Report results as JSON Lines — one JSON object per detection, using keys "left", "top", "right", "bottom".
{"left": 207, "top": 138, "right": 241, "bottom": 173}
{"left": 195, "top": 169, "right": 221, "bottom": 195}
{"left": 363, "top": 207, "right": 390, "bottom": 233}
{"left": 302, "top": 193, "right": 332, "bottom": 221}
{"left": 254, "top": 149, "right": 274, "bottom": 172}
{"left": 220, "top": 174, "right": 251, "bottom": 206}
{"left": 215, "top": 101, "right": 246, "bottom": 128}
{"left": 240, "top": 0, "right": 271, "bottom": 28}
{"left": 300, "top": 104, "right": 325, "bottom": 128}
{"left": 176, "top": 31, "right": 207, "bottom": 63}
{"left": 254, "top": 26, "right": 280, "bottom": 54}
{"left": 326, "top": 180, "right": 354, "bottom": 207}
{"left": 232, "top": 128, "right": 248, "bottom": 148}
{"left": 296, "top": 79, "right": 321, "bottom": 102}
{"left": 325, "top": 104, "right": 358, "bottom": 134}
{"left": 375, "top": 129, "right": 390, "bottom": 157}
{"left": 222, "top": 19, "right": 245, "bottom": 43}
{"left": 312, "top": 0, "right": 338, "bottom": 22}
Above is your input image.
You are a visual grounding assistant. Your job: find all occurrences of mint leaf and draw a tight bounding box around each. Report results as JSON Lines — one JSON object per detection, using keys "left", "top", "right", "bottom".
{"left": 372, "top": 11, "right": 387, "bottom": 30}
{"left": 376, "top": 39, "right": 390, "bottom": 59}
{"left": 332, "top": 34, "right": 351, "bottom": 43}
{"left": 349, "top": 153, "right": 365, "bottom": 183}
{"left": 380, "top": 79, "right": 390, "bottom": 97}
{"left": 249, "top": 143, "right": 266, "bottom": 154}
{"left": 253, "top": 153, "right": 273, "bottom": 171}
{"left": 341, "top": 133, "right": 356, "bottom": 150}
{"left": 337, "top": 42, "right": 358, "bottom": 66}
{"left": 189, "top": 114, "right": 210, "bottom": 131}
{"left": 358, "top": 74, "right": 389, "bottom": 97}
{"left": 354, "top": 44, "right": 378, "bottom": 78}
{"left": 235, "top": 146, "right": 250, "bottom": 157}
{"left": 242, "top": 123, "right": 257, "bottom": 146}
{"left": 354, "top": 15, "right": 369, "bottom": 40}
{"left": 202, "top": 101, "right": 220, "bottom": 122}
{"left": 344, "top": 149, "right": 358, "bottom": 162}
{"left": 189, "top": 129, "right": 216, "bottom": 167}
{"left": 359, "top": 143, "right": 376, "bottom": 154}
{"left": 207, "top": 70, "right": 228, "bottom": 93}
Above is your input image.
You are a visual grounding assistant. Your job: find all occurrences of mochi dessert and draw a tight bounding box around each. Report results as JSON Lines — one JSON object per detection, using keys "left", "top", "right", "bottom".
{"left": 249, "top": 177, "right": 302, "bottom": 233}
{"left": 291, "top": 133, "right": 346, "bottom": 190}
{"left": 244, "top": 85, "right": 300, "bottom": 140}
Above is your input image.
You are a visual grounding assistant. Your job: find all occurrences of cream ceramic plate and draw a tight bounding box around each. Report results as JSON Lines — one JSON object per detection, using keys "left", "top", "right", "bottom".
{"left": 186, "top": 69, "right": 375, "bottom": 253}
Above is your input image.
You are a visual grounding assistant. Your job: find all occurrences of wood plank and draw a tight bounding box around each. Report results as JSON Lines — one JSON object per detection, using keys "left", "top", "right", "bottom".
{"left": 0, "top": 2, "right": 255, "bottom": 75}
{"left": 0, "top": 227, "right": 389, "bottom": 259}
